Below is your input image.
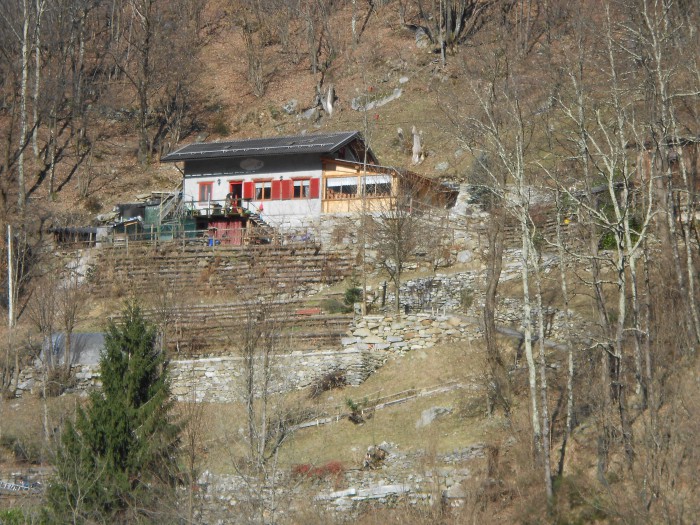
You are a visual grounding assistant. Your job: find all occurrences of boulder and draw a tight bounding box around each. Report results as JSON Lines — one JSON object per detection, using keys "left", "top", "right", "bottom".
{"left": 444, "top": 482, "right": 467, "bottom": 499}
{"left": 415, "top": 27, "right": 430, "bottom": 48}
{"left": 282, "top": 99, "right": 298, "bottom": 114}
{"left": 416, "top": 406, "right": 453, "bottom": 428}
{"left": 456, "top": 250, "right": 473, "bottom": 263}
{"left": 447, "top": 316, "right": 462, "bottom": 327}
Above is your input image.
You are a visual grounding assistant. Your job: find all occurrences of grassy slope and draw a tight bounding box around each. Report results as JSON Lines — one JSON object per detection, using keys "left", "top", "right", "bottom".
{"left": 197, "top": 339, "right": 495, "bottom": 474}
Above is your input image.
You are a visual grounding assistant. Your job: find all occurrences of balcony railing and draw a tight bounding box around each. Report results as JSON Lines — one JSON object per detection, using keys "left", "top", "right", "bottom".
{"left": 186, "top": 198, "right": 258, "bottom": 218}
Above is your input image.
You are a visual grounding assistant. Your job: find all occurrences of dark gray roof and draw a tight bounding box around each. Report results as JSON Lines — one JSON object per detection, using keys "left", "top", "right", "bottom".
{"left": 161, "top": 131, "right": 362, "bottom": 162}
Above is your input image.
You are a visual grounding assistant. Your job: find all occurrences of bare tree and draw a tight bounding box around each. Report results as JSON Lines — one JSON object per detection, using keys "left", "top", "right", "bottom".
{"left": 56, "top": 267, "right": 87, "bottom": 373}
{"left": 409, "top": 0, "right": 498, "bottom": 64}
{"left": 0, "top": 0, "right": 34, "bottom": 212}
{"left": 178, "top": 387, "right": 206, "bottom": 523}
{"left": 446, "top": 37, "right": 555, "bottom": 496}
{"left": 369, "top": 175, "right": 424, "bottom": 313}
{"left": 225, "top": 263, "right": 310, "bottom": 524}
{"left": 466, "top": 153, "right": 512, "bottom": 416}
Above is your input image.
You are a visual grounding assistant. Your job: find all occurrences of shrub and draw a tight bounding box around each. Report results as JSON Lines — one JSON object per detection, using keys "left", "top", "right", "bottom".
{"left": 460, "top": 287, "right": 474, "bottom": 311}
{"left": 45, "top": 367, "right": 76, "bottom": 397}
{"left": 308, "top": 369, "right": 346, "bottom": 399}
{"left": 315, "top": 461, "right": 344, "bottom": 478}
{"left": 292, "top": 461, "right": 345, "bottom": 481}
{"left": 0, "top": 509, "right": 28, "bottom": 525}
{"left": 211, "top": 115, "right": 230, "bottom": 136}
{"left": 320, "top": 298, "right": 350, "bottom": 314}
{"left": 0, "top": 435, "right": 42, "bottom": 464}
{"left": 291, "top": 463, "right": 313, "bottom": 478}
{"left": 344, "top": 286, "right": 362, "bottom": 307}
{"left": 346, "top": 397, "right": 371, "bottom": 424}
{"left": 82, "top": 195, "right": 102, "bottom": 213}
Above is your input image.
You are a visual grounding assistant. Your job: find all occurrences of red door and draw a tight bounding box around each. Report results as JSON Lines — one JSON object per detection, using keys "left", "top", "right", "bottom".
{"left": 210, "top": 219, "right": 243, "bottom": 245}
{"left": 228, "top": 181, "right": 243, "bottom": 209}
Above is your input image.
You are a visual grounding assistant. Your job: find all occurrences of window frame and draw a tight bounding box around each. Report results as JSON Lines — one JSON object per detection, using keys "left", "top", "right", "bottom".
{"left": 198, "top": 181, "right": 214, "bottom": 202}
{"left": 254, "top": 180, "right": 273, "bottom": 201}
{"left": 292, "top": 178, "right": 311, "bottom": 199}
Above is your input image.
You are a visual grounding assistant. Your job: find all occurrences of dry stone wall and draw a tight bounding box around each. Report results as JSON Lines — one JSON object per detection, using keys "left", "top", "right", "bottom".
{"left": 15, "top": 311, "right": 477, "bottom": 400}
{"left": 343, "top": 313, "right": 476, "bottom": 354}
{"left": 168, "top": 347, "right": 387, "bottom": 402}
{"left": 16, "top": 347, "right": 387, "bottom": 402}
{"left": 16, "top": 295, "right": 589, "bottom": 400}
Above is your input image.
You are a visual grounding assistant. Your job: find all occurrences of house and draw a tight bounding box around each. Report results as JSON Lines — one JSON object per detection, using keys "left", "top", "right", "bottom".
{"left": 161, "top": 131, "right": 454, "bottom": 244}
{"left": 634, "top": 136, "right": 700, "bottom": 237}
{"left": 636, "top": 136, "right": 699, "bottom": 193}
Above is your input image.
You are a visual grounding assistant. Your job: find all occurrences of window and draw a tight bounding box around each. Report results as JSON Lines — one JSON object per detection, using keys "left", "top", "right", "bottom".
{"left": 198, "top": 182, "right": 213, "bottom": 202}
{"left": 293, "top": 179, "right": 310, "bottom": 198}
{"left": 326, "top": 177, "right": 358, "bottom": 199}
{"left": 364, "top": 182, "right": 392, "bottom": 196}
{"left": 362, "top": 175, "right": 392, "bottom": 197}
{"left": 255, "top": 181, "right": 272, "bottom": 200}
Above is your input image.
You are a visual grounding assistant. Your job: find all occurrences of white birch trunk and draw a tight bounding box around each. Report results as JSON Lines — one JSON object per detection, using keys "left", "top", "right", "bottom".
{"left": 532, "top": 240, "right": 553, "bottom": 501}
{"left": 352, "top": 0, "right": 357, "bottom": 44}
{"left": 411, "top": 126, "right": 422, "bottom": 165}
{"left": 555, "top": 191, "right": 575, "bottom": 477}
{"left": 519, "top": 203, "right": 541, "bottom": 454}
{"left": 31, "top": 0, "right": 45, "bottom": 159}
{"left": 641, "top": 0, "right": 700, "bottom": 344}
{"left": 18, "top": 0, "right": 30, "bottom": 212}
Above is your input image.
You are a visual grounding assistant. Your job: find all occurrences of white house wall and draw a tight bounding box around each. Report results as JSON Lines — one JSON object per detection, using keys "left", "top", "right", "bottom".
{"left": 182, "top": 154, "right": 323, "bottom": 222}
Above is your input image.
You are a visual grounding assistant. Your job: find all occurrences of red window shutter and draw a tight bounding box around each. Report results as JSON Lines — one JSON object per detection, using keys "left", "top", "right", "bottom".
{"left": 271, "top": 179, "right": 282, "bottom": 200}
{"left": 282, "top": 180, "right": 293, "bottom": 200}
{"left": 309, "top": 177, "right": 320, "bottom": 199}
{"left": 243, "top": 181, "right": 254, "bottom": 199}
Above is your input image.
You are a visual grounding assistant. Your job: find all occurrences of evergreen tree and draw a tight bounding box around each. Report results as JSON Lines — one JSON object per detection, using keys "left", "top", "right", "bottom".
{"left": 47, "top": 302, "right": 180, "bottom": 523}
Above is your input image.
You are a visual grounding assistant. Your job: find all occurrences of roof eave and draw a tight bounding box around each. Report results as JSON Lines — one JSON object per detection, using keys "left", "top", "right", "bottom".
{"left": 160, "top": 131, "right": 363, "bottom": 163}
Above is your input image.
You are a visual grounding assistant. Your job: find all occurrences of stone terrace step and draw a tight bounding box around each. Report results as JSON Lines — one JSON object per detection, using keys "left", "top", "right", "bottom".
{"left": 148, "top": 306, "right": 353, "bottom": 355}
{"left": 83, "top": 242, "right": 358, "bottom": 355}
{"left": 87, "top": 242, "right": 357, "bottom": 298}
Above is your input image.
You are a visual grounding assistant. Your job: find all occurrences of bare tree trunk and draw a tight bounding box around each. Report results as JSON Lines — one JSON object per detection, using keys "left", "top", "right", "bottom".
{"left": 242, "top": 19, "right": 265, "bottom": 98}
{"left": 641, "top": 241, "right": 657, "bottom": 428}
{"left": 352, "top": 0, "right": 358, "bottom": 44}
{"left": 134, "top": 0, "right": 153, "bottom": 164}
{"left": 71, "top": 6, "right": 87, "bottom": 152}
{"left": 31, "top": 0, "right": 45, "bottom": 159}
{"left": 48, "top": 110, "right": 57, "bottom": 197}
{"left": 18, "top": 0, "right": 30, "bottom": 213}
{"left": 484, "top": 204, "right": 510, "bottom": 415}
{"left": 519, "top": 205, "right": 541, "bottom": 456}
{"left": 305, "top": 2, "right": 317, "bottom": 75}
{"left": 532, "top": 240, "right": 553, "bottom": 503}
{"left": 640, "top": 0, "right": 700, "bottom": 345}
{"left": 439, "top": 0, "right": 446, "bottom": 66}
{"left": 555, "top": 190, "right": 575, "bottom": 478}
{"left": 7, "top": 225, "right": 15, "bottom": 329}
{"left": 411, "top": 126, "right": 423, "bottom": 165}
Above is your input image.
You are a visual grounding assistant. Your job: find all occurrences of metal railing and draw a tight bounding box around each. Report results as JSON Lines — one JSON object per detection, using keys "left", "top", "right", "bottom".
{"left": 184, "top": 197, "right": 262, "bottom": 218}
{"left": 0, "top": 479, "right": 42, "bottom": 493}
{"left": 50, "top": 225, "right": 322, "bottom": 251}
